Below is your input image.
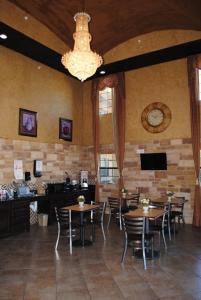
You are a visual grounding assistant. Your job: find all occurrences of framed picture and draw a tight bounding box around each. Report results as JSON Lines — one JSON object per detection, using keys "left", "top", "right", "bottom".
{"left": 59, "top": 118, "right": 73, "bottom": 141}
{"left": 19, "top": 108, "right": 37, "bottom": 137}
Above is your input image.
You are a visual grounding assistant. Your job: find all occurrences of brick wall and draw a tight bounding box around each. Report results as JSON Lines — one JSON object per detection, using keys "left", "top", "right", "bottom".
{"left": 0, "top": 138, "right": 85, "bottom": 185}
{"left": 84, "top": 139, "right": 196, "bottom": 224}
{"left": 0, "top": 137, "right": 196, "bottom": 223}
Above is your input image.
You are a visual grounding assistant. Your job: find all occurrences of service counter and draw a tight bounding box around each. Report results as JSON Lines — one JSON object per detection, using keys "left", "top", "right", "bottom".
{"left": 37, "top": 185, "right": 95, "bottom": 224}
{"left": 0, "top": 185, "right": 95, "bottom": 238}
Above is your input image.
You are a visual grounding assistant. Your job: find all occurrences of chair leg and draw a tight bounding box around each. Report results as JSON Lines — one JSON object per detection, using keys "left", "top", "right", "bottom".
{"left": 101, "top": 221, "right": 106, "bottom": 241}
{"left": 173, "top": 218, "right": 176, "bottom": 239}
{"left": 69, "top": 210, "right": 72, "bottom": 254}
{"left": 142, "top": 236, "right": 147, "bottom": 270}
{"left": 151, "top": 237, "right": 154, "bottom": 259}
{"left": 168, "top": 216, "right": 171, "bottom": 241}
{"left": 107, "top": 208, "right": 112, "bottom": 230}
{"left": 162, "top": 227, "right": 167, "bottom": 249}
{"left": 182, "top": 215, "right": 185, "bottom": 225}
{"left": 55, "top": 223, "right": 60, "bottom": 250}
{"left": 119, "top": 210, "right": 122, "bottom": 231}
{"left": 91, "top": 211, "right": 95, "bottom": 242}
{"left": 91, "top": 221, "right": 95, "bottom": 242}
{"left": 158, "top": 231, "right": 161, "bottom": 250}
{"left": 121, "top": 238, "right": 128, "bottom": 264}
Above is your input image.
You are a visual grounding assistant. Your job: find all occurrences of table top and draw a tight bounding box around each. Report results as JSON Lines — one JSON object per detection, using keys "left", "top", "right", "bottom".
{"left": 63, "top": 203, "right": 99, "bottom": 212}
{"left": 125, "top": 208, "right": 164, "bottom": 219}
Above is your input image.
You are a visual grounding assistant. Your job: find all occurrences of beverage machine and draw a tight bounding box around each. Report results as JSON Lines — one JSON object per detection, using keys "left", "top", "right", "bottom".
{"left": 80, "top": 171, "right": 88, "bottom": 188}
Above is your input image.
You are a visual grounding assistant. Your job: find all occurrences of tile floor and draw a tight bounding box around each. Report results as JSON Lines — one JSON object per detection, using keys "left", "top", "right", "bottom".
{"left": 0, "top": 222, "right": 201, "bottom": 300}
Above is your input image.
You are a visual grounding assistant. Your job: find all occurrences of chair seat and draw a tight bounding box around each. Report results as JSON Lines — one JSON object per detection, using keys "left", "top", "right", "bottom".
{"left": 121, "top": 207, "right": 130, "bottom": 214}
{"left": 128, "top": 232, "right": 154, "bottom": 241}
{"left": 60, "top": 227, "right": 77, "bottom": 237}
{"left": 149, "top": 224, "right": 162, "bottom": 231}
{"left": 171, "top": 211, "right": 182, "bottom": 217}
{"left": 128, "top": 205, "right": 138, "bottom": 211}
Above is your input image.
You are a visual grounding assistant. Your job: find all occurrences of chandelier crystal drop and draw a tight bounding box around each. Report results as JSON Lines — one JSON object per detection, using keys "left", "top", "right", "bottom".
{"left": 61, "top": 12, "right": 103, "bottom": 82}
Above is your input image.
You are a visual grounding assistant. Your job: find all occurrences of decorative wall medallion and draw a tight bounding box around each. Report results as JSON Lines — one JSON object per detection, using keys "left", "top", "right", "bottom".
{"left": 141, "top": 102, "right": 171, "bottom": 133}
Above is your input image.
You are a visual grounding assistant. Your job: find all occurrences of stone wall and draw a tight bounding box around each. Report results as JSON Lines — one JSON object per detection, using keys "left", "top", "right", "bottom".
{"left": 85, "top": 139, "right": 196, "bottom": 224}
{"left": 0, "top": 137, "right": 196, "bottom": 223}
{"left": 0, "top": 137, "right": 87, "bottom": 186}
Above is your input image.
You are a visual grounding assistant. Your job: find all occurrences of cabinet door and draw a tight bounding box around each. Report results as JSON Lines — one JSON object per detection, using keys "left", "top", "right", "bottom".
{"left": 0, "top": 202, "right": 11, "bottom": 238}
{"left": 11, "top": 200, "right": 30, "bottom": 234}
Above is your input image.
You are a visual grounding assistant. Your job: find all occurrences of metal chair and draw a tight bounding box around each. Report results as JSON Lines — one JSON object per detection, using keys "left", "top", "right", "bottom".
{"left": 107, "top": 197, "right": 122, "bottom": 230}
{"left": 54, "top": 207, "right": 78, "bottom": 253}
{"left": 171, "top": 197, "right": 186, "bottom": 236}
{"left": 171, "top": 197, "right": 186, "bottom": 224}
{"left": 90, "top": 201, "right": 106, "bottom": 241}
{"left": 151, "top": 201, "right": 172, "bottom": 239}
{"left": 121, "top": 215, "right": 154, "bottom": 269}
{"left": 149, "top": 204, "right": 169, "bottom": 250}
{"left": 127, "top": 193, "right": 140, "bottom": 210}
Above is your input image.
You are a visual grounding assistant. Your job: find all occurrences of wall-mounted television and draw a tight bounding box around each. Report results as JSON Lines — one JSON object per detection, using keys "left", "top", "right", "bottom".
{"left": 140, "top": 153, "right": 167, "bottom": 170}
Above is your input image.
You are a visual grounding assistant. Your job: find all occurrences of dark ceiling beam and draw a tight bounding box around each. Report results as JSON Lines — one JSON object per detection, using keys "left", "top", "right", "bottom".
{"left": 1, "top": 22, "right": 201, "bottom": 82}
{"left": 0, "top": 22, "right": 68, "bottom": 75}
{"left": 95, "top": 38, "right": 201, "bottom": 80}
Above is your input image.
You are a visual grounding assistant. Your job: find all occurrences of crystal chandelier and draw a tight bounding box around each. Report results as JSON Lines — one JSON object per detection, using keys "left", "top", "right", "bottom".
{"left": 61, "top": 12, "right": 103, "bottom": 82}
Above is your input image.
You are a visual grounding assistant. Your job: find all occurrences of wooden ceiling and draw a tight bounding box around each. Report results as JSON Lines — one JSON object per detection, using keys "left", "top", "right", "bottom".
{"left": 8, "top": 0, "right": 201, "bottom": 54}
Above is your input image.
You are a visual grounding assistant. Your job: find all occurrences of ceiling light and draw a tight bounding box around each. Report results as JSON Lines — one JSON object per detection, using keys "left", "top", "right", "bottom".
{"left": 0, "top": 34, "right": 7, "bottom": 40}
{"left": 100, "top": 70, "right": 106, "bottom": 74}
{"left": 61, "top": 12, "right": 103, "bottom": 82}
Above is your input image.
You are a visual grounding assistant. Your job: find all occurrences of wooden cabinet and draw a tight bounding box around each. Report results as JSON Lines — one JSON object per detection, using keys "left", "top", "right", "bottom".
{"left": 0, "top": 185, "right": 95, "bottom": 237}
{"left": 0, "top": 199, "right": 30, "bottom": 238}
{"left": 11, "top": 199, "right": 30, "bottom": 234}
{"left": 0, "top": 201, "right": 11, "bottom": 238}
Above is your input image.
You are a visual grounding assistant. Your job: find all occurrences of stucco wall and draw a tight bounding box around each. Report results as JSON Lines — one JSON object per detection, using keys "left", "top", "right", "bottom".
{"left": 82, "top": 29, "right": 201, "bottom": 145}
{"left": 0, "top": 0, "right": 83, "bottom": 145}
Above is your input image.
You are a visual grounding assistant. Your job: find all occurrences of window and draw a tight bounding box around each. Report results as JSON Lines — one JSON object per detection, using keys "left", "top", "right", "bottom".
{"left": 99, "top": 153, "right": 119, "bottom": 184}
{"left": 198, "top": 69, "right": 201, "bottom": 101}
{"left": 99, "top": 87, "right": 113, "bottom": 115}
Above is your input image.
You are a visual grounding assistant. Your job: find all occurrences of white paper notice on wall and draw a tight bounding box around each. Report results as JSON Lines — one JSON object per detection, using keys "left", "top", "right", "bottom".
{"left": 136, "top": 149, "right": 145, "bottom": 154}
{"left": 35, "top": 160, "right": 43, "bottom": 172}
{"left": 14, "top": 160, "right": 23, "bottom": 180}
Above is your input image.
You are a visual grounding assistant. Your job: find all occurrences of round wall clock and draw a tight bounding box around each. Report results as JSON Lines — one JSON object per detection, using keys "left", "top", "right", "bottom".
{"left": 141, "top": 102, "right": 171, "bottom": 133}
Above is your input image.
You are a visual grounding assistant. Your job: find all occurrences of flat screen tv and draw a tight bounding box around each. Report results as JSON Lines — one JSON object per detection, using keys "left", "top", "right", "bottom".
{"left": 140, "top": 153, "right": 167, "bottom": 170}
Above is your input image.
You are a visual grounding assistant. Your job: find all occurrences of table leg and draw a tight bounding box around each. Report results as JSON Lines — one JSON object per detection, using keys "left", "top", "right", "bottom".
{"left": 69, "top": 209, "right": 72, "bottom": 254}
{"left": 72, "top": 211, "right": 93, "bottom": 247}
{"left": 81, "top": 212, "right": 85, "bottom": 247}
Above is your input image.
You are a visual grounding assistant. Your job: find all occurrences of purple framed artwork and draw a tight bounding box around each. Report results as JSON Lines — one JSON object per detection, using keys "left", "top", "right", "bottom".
{"left": 19, "top": 108, "right": 37, "bottom": 137}
{"left": 59, "top": 118, "right": 72, "bottom": 141}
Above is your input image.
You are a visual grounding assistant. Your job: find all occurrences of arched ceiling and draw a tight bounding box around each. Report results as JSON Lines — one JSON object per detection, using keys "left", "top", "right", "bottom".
{"left": 8, "top": 0, "right": 201, "bottom": 54}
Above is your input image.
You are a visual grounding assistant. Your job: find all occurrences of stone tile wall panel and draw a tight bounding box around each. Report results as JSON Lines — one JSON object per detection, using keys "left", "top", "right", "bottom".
{"left": 92, "top": 139, "right": 196, "bottom": 224}
{"left": 0, "top": 137, "right": 197, "bottom": 224}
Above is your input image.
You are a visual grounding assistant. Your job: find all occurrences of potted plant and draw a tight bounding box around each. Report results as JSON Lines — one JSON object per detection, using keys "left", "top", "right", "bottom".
{"left": 166, "top": 191, "right": 174, "bottom": 202}
{"left": 121, "top": 188, "right": 128, "bottom": 199}
{"left": 77, "top": 195, "right": 85, "bottom": 207}
{"left": 140, "top": 198, "right": 150, "bottom": 212}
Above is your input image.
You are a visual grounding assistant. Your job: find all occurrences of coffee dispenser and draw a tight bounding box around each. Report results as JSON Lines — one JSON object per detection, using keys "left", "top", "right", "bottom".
{"left": 80, "top": 171, "right": 88, "bottom": 188}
